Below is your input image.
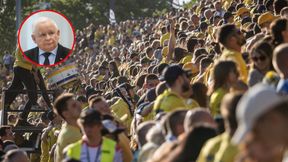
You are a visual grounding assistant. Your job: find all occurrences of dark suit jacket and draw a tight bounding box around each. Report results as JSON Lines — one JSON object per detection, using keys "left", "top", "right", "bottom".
{"left": 24, "top": 44, "right": 70, "bottom": 65}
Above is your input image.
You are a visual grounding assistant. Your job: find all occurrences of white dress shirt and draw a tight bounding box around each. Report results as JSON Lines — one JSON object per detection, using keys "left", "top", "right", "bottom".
{"left": 38, "top": 46, "right": 58, "bottom": 65}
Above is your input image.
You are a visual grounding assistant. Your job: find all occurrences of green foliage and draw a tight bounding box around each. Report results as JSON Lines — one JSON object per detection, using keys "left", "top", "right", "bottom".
{"left": 0, "top": 0, "right": 170, "bottom": 57}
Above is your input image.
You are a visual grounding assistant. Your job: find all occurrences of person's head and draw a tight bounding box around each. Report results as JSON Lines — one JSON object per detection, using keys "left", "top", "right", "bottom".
{"left": 144, "top": 74, "right": 159, "bottom": 90}
{"left": 53, "top": 93, "right": 82, "bottom": 122}
{"left": 167, "top": 124, "right": 217, "bottom": 162}
{"left": 191, "top": 82, "right": 208, "bottom": 107}
{"left": 191, "top": 14, "right": 200, "bottom": 27}
{"left": 220, "top": 93, "right": 243, "bottom": 136}
{"left": 273, "top": 0, "right": 288, "bottom": 15}
{"left": 214, "top": 1, "right": 222, "bottom": 11}
{"left": 250, "top": 40, "right": 273, "bottom": 72}
{"left": 271, "top": 18, "right": 288, "bottom": 46}
{"left": 136, "top": 121, "right": 156, "bottom": 148}
{"left": 3, "top": 149, "right": 29, "bottom": 162}
{"left": 146, "top": 125, "right": 165, "bottom": 146}
{"left": 236, "top": 7, "right": 250, "bottom": 19}
{"left": 272, "top": 43, "right": 288, "bottom": 79}
{"left": 78, "top": 109, "right": 102, "bottom": 140}
{"left": 184, "top": 108, "right": 216, "bottom": 132}
{"left": 186, "top": 37, "right": 199, "bottom": 53}
{"left": 199, "top": 57, "right": 213, "bottom": 73}
{"left": 217, "top": 24, "right": 246, "bottom": 50}
{"left": 162, "top": 65, "right": 191, "bottom": 97}
{"left": 257, "top": 12, "right": 276, "bottom": 31}
{"left": 0, "top": 126, "right": 14, "bottom": 141}
{"left": 232, "top": 84, "right": 288, "bottom": 162}
{"left": 164, "top": 109, "right": 188, "bottom": 137}
{"left": 224, "top": 12, "right": 234, "bottom": 24}
{"left": 212, "top": 61, "right": 239, "bottom": 92}
{"left": 31, "top": 17, "right": 60, "bottom": 52}
{"left": 280, "top": 6, "right": 288, "bottom": 18}
{"left": 89, "top": 96, "right": 111, "bottom": 115}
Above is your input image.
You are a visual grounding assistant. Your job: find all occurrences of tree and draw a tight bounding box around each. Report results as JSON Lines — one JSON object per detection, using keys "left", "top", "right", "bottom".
{"left": 0, "top": 0, "right": 170, "bottom": 57}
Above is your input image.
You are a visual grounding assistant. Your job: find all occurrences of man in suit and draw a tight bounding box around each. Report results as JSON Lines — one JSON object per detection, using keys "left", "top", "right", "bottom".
{"left": 24, "top": 17, "right": 71, "bottom": 65}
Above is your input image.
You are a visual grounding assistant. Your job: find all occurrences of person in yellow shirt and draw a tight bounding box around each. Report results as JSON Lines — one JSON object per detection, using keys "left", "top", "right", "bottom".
{"left": 4, "top": 48, "right": 37, "bottom": 126}
{"left": 217, "top": 24, "right": 248, "bottom": 83}
{"left": 154, "top": 65, "right": 198, "bottom": 114}
{"left": 53, "top": 93, "right": 82, "bottom": 162}
{"left": 198, "top": 93, "right": 242, "bottom": 162}
{"left": 209, "top": 61, "right": 239, "bottom": 117}
{"left": 40, "top": 111, "right": 62, "bottom": 162}
{"left": 160, "top": 25, "right": 170, "bottom": 47}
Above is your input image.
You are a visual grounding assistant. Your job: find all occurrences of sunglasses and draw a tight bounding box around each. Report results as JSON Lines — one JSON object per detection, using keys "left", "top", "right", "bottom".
{"left": 252, "top": 55, "right": 266, "bottom": 62}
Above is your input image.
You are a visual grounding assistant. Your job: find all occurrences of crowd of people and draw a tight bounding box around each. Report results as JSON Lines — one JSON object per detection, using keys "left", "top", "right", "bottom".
{"left": 1, "top": 0, "right": 288, "bottom": 161}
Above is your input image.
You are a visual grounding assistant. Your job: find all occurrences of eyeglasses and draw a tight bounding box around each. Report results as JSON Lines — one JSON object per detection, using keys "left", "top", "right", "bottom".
{"left": 252, "top": 55, "right": 266, "bottom": 62}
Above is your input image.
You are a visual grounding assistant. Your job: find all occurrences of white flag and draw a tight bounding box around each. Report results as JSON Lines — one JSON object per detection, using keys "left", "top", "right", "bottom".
{"left": 109, "top": 9, "right": 116, "bottom": 24}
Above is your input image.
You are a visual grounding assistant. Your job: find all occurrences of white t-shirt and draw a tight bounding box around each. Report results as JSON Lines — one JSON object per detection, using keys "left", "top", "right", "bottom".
{"left": 80, "top": 142, "right": 123, "bottom": 162}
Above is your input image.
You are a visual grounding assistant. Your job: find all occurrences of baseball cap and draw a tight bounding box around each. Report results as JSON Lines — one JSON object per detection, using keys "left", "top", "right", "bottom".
{"left": 79, "top": 109, "right": 102, "bottom": 125}
{"left": 232, "top": 84, "right": 283, "bottom": 144}
{"left": 258, "top": 12, "right": 277, "bottom": 26}
{"left": 235, "top": 7, "right": 250, "bottom": 17}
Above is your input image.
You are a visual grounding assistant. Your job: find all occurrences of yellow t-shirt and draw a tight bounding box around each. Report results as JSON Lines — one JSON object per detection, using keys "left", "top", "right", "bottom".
{"left": 214, "top": 133, "right": 238, "bottom": 162}
{"left": 197, "top": 133, "right": 223, "bottom": 162}
{"left": 55, "top": 123, "right": 82, "bottom": 162}
{"left": 111, "top": 98, "right": 133, "bottom": 133}
{"left": 220, "top": 48, "right": 248, "bottom": 83}
{"left": 41, "top": 127, "right": 60, "bottom": 162}
{"left": 153, "top": 89, "right": 199, "bottom": 113}
{"left": 180, "top": 55, "right": 193, "bottom": 64}
{"left": 210, "top": 88, "right": 227, "bottom": 117}
{"left": 14, "top": 48, "right": 33, "bottom": 70}
{"left": 160, "top": 33, "right": 170, "bottom": 47}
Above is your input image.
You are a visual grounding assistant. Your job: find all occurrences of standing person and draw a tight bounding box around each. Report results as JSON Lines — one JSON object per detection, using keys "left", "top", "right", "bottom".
{"left": 64, "top": 109, "right": 123, "bottom": 162}
{"left": 53, "top": 93, "right": 82, "bottom": 162}
{"left": 4, "top": 48, "right": 37, "bottom": 126}
{"left": 2, "top": 51, "right": 13, "bottom": 71}
{"left": 217, "top": 24, "right": 248, "bottom": 83}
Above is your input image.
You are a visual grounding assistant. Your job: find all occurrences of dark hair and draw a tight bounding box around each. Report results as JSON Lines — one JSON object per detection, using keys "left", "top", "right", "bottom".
{"left": 109, "top": 61, "right": 120, "bottom": 78}
{"left": 186, "top": 37, "right": 198, "bottom": 53}
{"left": 169, "top": 124, "right": 217, "bottom": 162}
{"left": 166, "top": 110, "right": 187, "bottom": 136}
{"left": 157, "top": 63, "right": 169, "bottom": 75}
{"left": 217, "top": 24, "right": 237, "bottom": 47}
{"left": 145, "top": 74, "right": 158, "bottom": 83}
{"left": 156, "top": 81, "right": 168, "bottom": 96}
{"left": 271, "top": 18, "right": 288, "bottom": 46}
{"left": 135, "top": 74, "right": 147, "bottom": 88}
{"left": 53, "top": 93, "right": 74, "bottom": 119}
{"left": 212, "top": 61, "right": 238, "bottom": 93}
{"left": 0, "top": 126, "right": 11, "bottom": 137}
{"left": 250, "top": 40, "right": 273, "bottom": 70}
{"left": 274, "top": 0, "right": 288, "bottom": 15}
{"left": 191, "top": 82, "right": 208, "bottom": 107}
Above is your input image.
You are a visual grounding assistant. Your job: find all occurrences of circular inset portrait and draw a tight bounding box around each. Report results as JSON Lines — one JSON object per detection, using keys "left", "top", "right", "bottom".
{"left": 18, "top": 10, "right": 75, "bottom": 67}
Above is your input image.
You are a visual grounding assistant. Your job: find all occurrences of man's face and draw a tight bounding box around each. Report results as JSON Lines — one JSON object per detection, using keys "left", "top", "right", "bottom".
{"left": 83, "top": 123, "right": 102, "bottom": 139}
{"left": 92, "top": 100, "right": 111, "bottom": 115}
{"left": 65, "top": 98, "right": 82, "bottom": 119}
{"left": 145, "top": 79, "right": 159, "bottom": 89}
{"left": 32, "top": 20, "right": 60, "bottom": 52}
{"left": 241, "top": 112, "right": 287, "bottom": 162}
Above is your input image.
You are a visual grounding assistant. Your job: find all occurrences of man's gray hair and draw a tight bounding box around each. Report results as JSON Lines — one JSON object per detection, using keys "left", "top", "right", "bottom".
{"left": 3, "top": 149, "right": 28, "bottom": 162}
{"left": 32, "top": 17, "right": 58, "bottom": 34}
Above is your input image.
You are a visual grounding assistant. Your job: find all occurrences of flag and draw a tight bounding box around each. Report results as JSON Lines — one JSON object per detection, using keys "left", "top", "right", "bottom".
{"left": 109, "top": 9, "right": 116, "bottom": 24}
